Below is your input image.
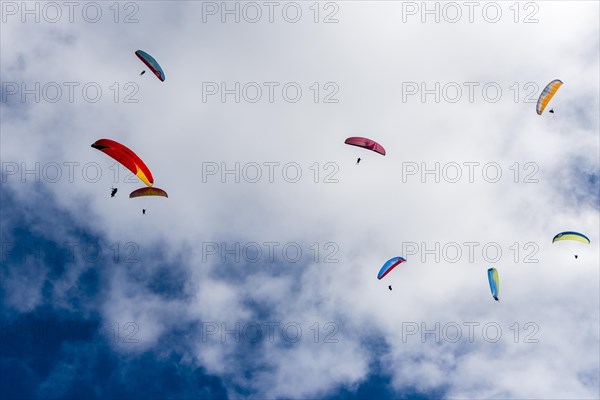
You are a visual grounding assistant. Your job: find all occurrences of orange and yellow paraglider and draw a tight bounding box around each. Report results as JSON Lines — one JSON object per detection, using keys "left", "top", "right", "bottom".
{"left": 536, "top": 79, "right": 563, "bottom": 115}
{"left": 129, "top": 187, "right": 168, "bottom": 198}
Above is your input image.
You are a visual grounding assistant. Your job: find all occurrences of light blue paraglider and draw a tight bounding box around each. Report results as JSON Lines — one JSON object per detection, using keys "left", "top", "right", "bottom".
{"left": 377, "top": 257, "right": 406, "bottom": 280}
{"left": 135, "top": 50, "right": 165, "bottom": 81}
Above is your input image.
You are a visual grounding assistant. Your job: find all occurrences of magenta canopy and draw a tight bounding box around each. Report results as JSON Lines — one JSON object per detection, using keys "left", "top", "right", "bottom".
{"left": 344, "top": 137, "right": 386, "bottom": 155}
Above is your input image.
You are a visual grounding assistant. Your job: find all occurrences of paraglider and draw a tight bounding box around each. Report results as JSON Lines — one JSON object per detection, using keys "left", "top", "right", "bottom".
{"left": 129, "top": 187, "right": 168, "bottom": 198}
{"left": 91, "top": 139, "right": 154, "bottom": 187}
{"left": 130, "top": 187, "right": 167, "bottom": 216}
{"left": 377, "top": 257, "right": 406, "bottom": 280}
{"left": 552, "top": 231, "right": 590, "bottom": 259}
{"left": 487, "top": 268, "right": 500, "bottom": 302}
{"left": 536, "top": 79, "right": 562, "bottom": 115}
{"left": 552, "top": 231, "right": 590, "bottom": 244}
{"left": 135, "top": 50, "right": 165, "bottom": 82}
{"left": 345, "top": 137, "right": 386, "bottom": 156}
{"left": 110, "top": 187, "right": 118, "bottom": 198}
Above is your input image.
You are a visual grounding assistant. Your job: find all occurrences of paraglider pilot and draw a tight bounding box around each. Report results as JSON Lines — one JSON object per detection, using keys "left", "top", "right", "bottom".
{"left": 110, "top": 187, "right": 118, "bottom": 197}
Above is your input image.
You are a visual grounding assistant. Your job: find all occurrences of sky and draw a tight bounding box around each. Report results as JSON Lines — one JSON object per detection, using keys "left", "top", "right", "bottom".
{"left": 1, "top": 1, "right": 599, "bottom": 399}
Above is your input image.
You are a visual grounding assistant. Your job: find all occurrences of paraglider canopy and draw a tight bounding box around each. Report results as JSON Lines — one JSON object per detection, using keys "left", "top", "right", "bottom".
{"left": 487, "top": 267, "right": 500, "bottom": 301}
{"left": 377, "top": 257, "right": 406, "bottom": 280}
{"left": 129, "top": 187, "right": 168, "bottom": 198}
{"left": 135, "top": 50, "right": 165, "bottom": 82}
{"left": 552, "top": 231, "right": 590, "bottom": 244}
{"left": 92, "top": 139, "right": 154, "bottom": 187}
{"left": 536, "top": 79, "right": 562, "bottom": 115}
{"left": 345, "top": 137, "right": 386, "bottom": 156}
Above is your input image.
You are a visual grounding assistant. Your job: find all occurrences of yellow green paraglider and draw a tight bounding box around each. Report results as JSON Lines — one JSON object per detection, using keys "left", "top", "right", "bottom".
{"left": 552, "top": 231, "right": 590, "bottom": 259}
{"left": 552, "top": 231, "right": 590, "bottom": 244}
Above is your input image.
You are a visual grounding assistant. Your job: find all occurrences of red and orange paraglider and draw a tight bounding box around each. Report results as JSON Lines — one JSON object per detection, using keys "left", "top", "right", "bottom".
{"left": 91, "top": 139, "right": 154, "bottom": 187}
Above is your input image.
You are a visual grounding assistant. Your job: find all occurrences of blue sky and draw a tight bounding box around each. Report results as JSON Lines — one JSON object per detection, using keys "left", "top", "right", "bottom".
{"left": 1, "top": 1, "right": 599, "bottom": 399}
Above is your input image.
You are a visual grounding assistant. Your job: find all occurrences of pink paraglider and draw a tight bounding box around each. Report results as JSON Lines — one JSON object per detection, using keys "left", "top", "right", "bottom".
{"left": 344, "top": 137, "right": 386, "bottom": 155}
